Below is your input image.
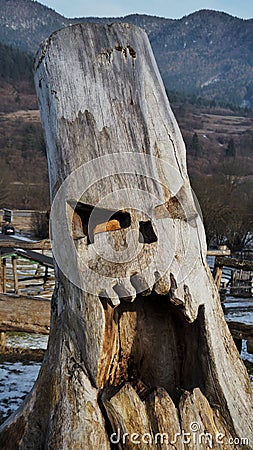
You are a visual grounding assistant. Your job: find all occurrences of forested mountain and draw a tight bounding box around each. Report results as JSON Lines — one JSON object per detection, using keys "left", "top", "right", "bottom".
{"left": 0, "top": 0, "right": 69, "bottom": 52}
{"left": 0, "top": 0, "right": 253, "bottom": 106}
{"left": 0, "top": 43, "right": 33, "bottom": 81}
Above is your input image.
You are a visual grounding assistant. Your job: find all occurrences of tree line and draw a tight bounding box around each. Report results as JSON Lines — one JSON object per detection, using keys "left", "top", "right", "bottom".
{"left": 192, "top": 165, "right": 253, "bottom": 253}
{"left": 0, "top": 43, "right": 33, "bottom": 82}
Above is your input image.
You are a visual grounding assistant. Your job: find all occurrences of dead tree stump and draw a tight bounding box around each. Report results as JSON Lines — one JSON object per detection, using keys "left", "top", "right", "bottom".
{"left": 0, "top": 23, "right": 252, "bottom": 449}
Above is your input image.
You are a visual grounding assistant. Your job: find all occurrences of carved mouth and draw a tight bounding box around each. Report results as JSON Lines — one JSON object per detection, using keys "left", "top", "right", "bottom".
{"left": 97, "top": 288, "right": 208, "bottom": 403}
{"left": 70, "top": 200, "right": 195, "bottom": 307}
{"left": 96, "top": 290, "right": 231, "bottom": 449}
{"left": 70, "top": 199, "right": 206, "bottom": 399}
{"left": 67, "top": 199, "right": 248, "bottom": 445}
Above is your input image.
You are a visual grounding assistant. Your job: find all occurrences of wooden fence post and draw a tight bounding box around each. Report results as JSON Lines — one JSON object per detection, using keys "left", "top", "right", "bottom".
{"left": 2, "top": 258, "right": 6, "bottom": 293}
{"left": 213, "top": 263, "right": 223, "bottom": 290}
{"left": 0, "top": 258, "right": 2, "bottom": 292}
{"left": 12, "top": 256, "right": 19, "bottom": 295}
{"left": 0, "top": 332, "right": 6, "bottom": 351}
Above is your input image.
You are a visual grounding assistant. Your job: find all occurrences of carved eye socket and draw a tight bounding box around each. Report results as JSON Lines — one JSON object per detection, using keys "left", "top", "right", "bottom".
{"left": 139, "top": 220, "right": 157, "bottom": 244}
{"left": 93, "top": 219, "right": 121, "bottom": 235}
{"left": 71, "top": 201, "right": 131, "bottom": 244}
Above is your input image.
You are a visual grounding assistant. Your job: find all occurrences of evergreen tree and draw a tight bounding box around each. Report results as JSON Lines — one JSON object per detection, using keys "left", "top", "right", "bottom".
{"left": 0, "top": 43, "right": 33, "bottom": 82}
{"left": 190, "top": 132, "right": 203, "bottom": 158}
{"left": 225, "top": 138, "right": 236, "bottom": 157}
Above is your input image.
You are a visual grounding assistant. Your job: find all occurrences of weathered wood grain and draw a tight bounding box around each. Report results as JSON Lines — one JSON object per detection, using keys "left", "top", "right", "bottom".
{"left": 0, "top": 22, "right": 252, "bottom": 450}
{"left": 0, "top": 239, "right": 51, "bottom": 250}
{"left": 103, "top": 383, "right": 153, "bottom": 450}
{"left": 228, "top": 321, "right": 253, "bottom": 340}
{"left": 145, "top": 387, "right": 183, "bottom": 450}
{"left": 215, "top": 256, "right": 253, "bottom": 271}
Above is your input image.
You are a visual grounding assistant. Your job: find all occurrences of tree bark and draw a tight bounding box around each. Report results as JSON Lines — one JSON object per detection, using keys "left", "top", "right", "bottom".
{"left": 0, "top": 23, "right": 252, "bottom": 449}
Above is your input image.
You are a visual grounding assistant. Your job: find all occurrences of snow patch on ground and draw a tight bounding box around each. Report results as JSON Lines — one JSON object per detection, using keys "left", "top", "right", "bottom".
{"left": 6, "top": 333, "right": 48, "bottom": 350}
{"left": 0, "top": 362, "right": 40, "bottom": 420}
{"left": 0, "top": 298, "right": 252, "bottom": 423}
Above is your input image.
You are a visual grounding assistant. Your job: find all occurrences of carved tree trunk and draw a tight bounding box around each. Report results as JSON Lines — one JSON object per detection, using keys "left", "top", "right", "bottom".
{"left": 1, "top": 23, "right": 252, "bottom": 449}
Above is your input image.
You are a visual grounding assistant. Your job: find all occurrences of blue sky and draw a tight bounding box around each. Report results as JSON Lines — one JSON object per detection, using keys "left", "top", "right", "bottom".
{"left": 38, "top": 0, "right": 253, "bottom": 19}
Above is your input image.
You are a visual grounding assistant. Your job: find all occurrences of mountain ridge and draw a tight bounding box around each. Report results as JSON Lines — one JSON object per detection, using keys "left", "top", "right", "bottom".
{"left": 0, "top": 0, "right": 253, "bottom": 106}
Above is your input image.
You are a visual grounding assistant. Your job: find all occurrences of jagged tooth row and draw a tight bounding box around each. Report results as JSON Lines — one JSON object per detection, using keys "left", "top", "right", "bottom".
{"left": 103, "top": 383, "right": 235, "bottom": 448}
{"left": 100, "top": 272, "right": 185, "bottom": 307}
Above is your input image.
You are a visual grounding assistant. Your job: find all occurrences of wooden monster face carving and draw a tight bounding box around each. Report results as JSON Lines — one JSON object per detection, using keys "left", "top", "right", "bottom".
{"left": 49, "top": 152, "right": 207, "bottom": 398}
{"left": 34, "top": 22, "right": 205, "bottom": 322}
{"left": 50, "top": 152, "right": 202, "bottom": 315}
{"left": 29, "top": 22, "right": 253, "bottom": 448}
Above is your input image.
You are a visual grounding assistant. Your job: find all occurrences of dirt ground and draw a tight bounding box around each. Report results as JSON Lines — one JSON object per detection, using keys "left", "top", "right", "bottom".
{"left": 0, "top": 347, "right": 45, "bottom": 363}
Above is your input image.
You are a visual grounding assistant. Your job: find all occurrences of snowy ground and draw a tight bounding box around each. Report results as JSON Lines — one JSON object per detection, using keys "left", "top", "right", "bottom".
{"left": 0, "top": 333, "right": 48, "bottom": 422}
{"left": 6, "top": 333, "right": 48, "bottom": 351}
{"left": 1, "top": 254, "right": 251, "bottom": 423}
{"left": 0, "top": 361, "right": 41, "bottom": 421}
{"left": 1, "top": 310, "right": 253, "bottom": 424}
{"left": 242, "top": 340, "right": 253, "bottom": 365}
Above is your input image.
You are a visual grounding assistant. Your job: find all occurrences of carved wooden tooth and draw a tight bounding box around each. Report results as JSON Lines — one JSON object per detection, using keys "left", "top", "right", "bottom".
{"left": 154, "top": 272, "right": 184, "bottom": 307}
{"left": 154, "top": 271, "right": 171, "bottom": 295}
{"left": 103, "top": 383, "right": 153, "bottom": 448}
{"left": 179, "top": 388, "right": 237, "bottom": 449}
{"left": 99, "top": 289, "right": 121, "bottom": 307}
{"left": 144, "top": 387, "right": 184, "bottom": 450}
{"left": 130, "top": 273, "right": 152, "bottom": 296}
{"left": 113, "top": 282, "right": 134, "bottom": 302}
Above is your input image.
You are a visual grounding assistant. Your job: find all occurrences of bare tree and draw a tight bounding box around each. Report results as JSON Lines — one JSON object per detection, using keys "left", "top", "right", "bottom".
{"left": 31, "top": 210, "right": 49, "bottom": 239}
{"left": 0, "top": 167, "right": 10, "bottom": 207}
{"left": 192, "top": 167, "right": 253, "bottom": 251}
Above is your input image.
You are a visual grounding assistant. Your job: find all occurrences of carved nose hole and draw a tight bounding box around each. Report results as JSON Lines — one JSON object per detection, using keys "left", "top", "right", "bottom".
{"left": 92, "top": 210, "right": 131, "bottom": 243}
{"left": 139, "top": 220, "right": 157, "bottom": 244}
{"left": 71, "top": 201, "right": 131, "bottom": 244}
{"left": 110, "top": 211, "right": 131, "bottom": 229}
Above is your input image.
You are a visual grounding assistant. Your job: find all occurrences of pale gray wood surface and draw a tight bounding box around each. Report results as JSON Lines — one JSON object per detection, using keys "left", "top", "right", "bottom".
{"left": 0, "top": 22, "right": 252, "bottom": 449}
